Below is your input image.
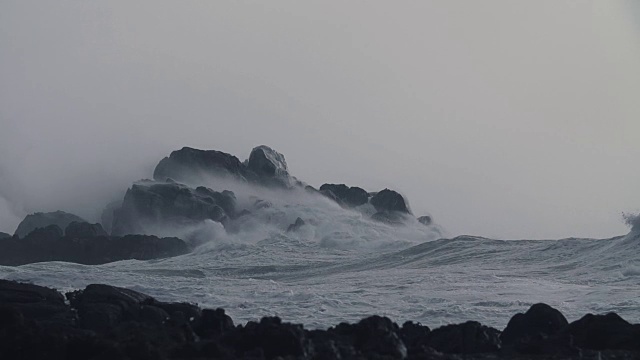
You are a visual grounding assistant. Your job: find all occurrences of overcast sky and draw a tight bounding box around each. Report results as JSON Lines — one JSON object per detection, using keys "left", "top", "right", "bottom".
{"left": 1, "top": 1, "right": 639, "bottom": 239}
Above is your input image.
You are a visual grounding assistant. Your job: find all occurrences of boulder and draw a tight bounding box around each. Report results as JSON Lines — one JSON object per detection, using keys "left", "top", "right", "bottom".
{"left": 111, "top": 181, "right": 236, "bottom": 236}
{"left": 501, "top": 303, "right": 568, "bottom": 350}
{"left": 353, "top": 316, "right": 407, "bottom": 359}
{"left": 14, "top": 211, "right": 86, "bottom": 238}
{"left": 194, "top": 308, "right": 235, "bottom": 339}
{"left": 65, "top": 222, "right": 107, "bottom": 238}
{"left": 427, "top": 321, "right": 501, "bottom": 354}
{"left": 247, "top": 145, "right": 293, "bottom": 188}
{"left": 153, "top": 146, "right": 248, "bottom": 184}
{"left": 226, "top": 316, "right": 311, "bottom": 359}
{"left": 370, "top": 189, "right": 411, "bottom": 214}
{"left": 399, "top": 321, "right": 431, "bottom": 352}
{"left": 319, "top": 184, "right": 369, "bottom": 207}
{"left": 417, "top": 215, "right": 432, "bottom": 226}
{"left": 563, "top": 313, "right": 640, "bottom": 351}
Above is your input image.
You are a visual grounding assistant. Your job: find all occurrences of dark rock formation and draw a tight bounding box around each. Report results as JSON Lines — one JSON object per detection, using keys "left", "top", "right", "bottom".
{"left": 111, "top": 181, "right": 236, "bottom": 236}
{"left": 65, "top": 221, "right": 107, "bottom": 238}
{"left": 427, "top": 321, "right": 501, "bottom": 354}
{"left": 0, "top": 226, "right": 189, "bottom": 266}
{"left": 417, "top": 215, "right": 432, "bottom": 226}
{"left": 0, "top": 232, "right": 10, "bottom": 239}
{"left": 319, "top": 184, "right": 369, "bottom": 207}
{"left": 1, "top": 280, "right": 639, "bottom": 360}
{"left": 501, "top": 303, "right": 568, "bottom": 351}
{"left": 14, "top": 210, "right": 86, "bottom": 238}
{"left": 370, "top": 189, "right": 411, "bottom": 214}
{"left": 153, "top": 146, "right": 248, "bottom": 184}
{"left": 286, "top": 217, "right": 306, "bottom": 232}
{"left": 563, "top": 313, "right": 640, "bottom": 351}
{"left": 247, "top": 145, "right": 294, "bottom": 188}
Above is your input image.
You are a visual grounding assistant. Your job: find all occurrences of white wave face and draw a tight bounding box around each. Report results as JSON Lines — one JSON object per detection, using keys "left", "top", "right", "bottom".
{"left": 1, "top": 183, "right": 638, "bottom": 330}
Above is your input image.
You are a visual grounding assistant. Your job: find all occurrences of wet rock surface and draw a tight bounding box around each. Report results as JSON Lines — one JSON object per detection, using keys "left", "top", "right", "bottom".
{"left": 319, "top": 184, "right": 369, "bottom": 207}
{"left": 370, "top": 189, "right": 412, "bottom": 214}
{"left": 153, "top": 146, "right": 249, "bottom": 184}
{"left": 1, "top": 280, "right": 639, "bottom": 360}
{"left": 110, "top": 181, "right": 236, "bottom": 236}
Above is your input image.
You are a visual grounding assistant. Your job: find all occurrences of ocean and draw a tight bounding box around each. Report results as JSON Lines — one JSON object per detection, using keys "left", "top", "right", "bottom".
{"left": 1, "top": 183, "right": 638, "bottom": 331}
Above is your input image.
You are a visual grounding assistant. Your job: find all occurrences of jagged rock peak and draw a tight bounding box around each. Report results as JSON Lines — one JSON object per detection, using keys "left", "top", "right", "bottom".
{"left": 153, "top": 146, "right": 247, "bottom": 184}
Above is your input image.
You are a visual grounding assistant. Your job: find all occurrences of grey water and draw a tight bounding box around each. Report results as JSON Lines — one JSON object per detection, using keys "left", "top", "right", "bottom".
{"left": 2, "top": 190, "right": 638, "bottom": 330}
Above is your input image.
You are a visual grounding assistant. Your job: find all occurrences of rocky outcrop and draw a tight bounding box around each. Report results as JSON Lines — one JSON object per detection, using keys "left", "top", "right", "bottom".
{"left": 2, "top": 280, "right": 639, "bottom": 360}
{"left": 0, "top": 226, "right": 189, "bottom": 266}
{"left": 110, "top": 181, "right": 236, "bottom": 236}
{"left": 501, "top": 303, "right": 568, "bottom": 350}
{"left": 370, "top": 189, "right": 411, "bottom": 214}
{"left": 417, "top": 215, "right": 432, "bottom": 226}
{"left": 64, "top": 221, "right": 107, "bottom": 238}
{"left": 153, "top": 145, "right": 299, "bottom": 189}
{"left": 247, "top": 145, "right": 294, "bottom": 188}
{"left": 563, "top": 313, "right": 640, "bottom": 351}
{"left": 319, "top": 184, "right": 369, "bottom": 207}
{"left": 14, "top": 210, "right": 86, "bottom": 238}
{"left": 0, "top": 232, "right": 10, "bottom": 239}
{"left": 153, "top": 146, "right": 248, "bottom": 184}
{"left": 426, "top": 321, "right": 501, "bottom": 354}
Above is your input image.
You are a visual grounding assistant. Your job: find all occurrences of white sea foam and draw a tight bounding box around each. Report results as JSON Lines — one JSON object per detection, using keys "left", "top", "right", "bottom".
{"left": 1, "top": 181, "right": 637, "bottom": 330}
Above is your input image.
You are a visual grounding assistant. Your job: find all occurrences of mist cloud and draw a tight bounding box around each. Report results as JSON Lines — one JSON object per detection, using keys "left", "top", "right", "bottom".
{"left": 1, "top": 1, "right": 639, "bottom": 238}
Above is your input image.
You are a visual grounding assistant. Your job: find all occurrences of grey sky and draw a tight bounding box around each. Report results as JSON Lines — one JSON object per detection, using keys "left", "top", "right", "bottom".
{"left": 1, "top": 1, "right": 639, "bottom": 239}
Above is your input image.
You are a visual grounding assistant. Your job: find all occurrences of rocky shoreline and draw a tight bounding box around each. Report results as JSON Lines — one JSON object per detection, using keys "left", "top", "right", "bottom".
{"left": 1, "top": 279, "right": 638, "bottom": 360}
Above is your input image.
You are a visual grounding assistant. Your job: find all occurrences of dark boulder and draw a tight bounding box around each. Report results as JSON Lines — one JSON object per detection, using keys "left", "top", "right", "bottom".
{"left": 247, "top": 145, "right": 293, "bottom": 188}
{"left": 286, "top": 217, "right": 306, "bottom": 232}
{"left": 68, "top": 284, "right": 199, "bottom": 335}
{"left": 153, "top": 146, "right": 248, "bottom": 184}
{"left": 501, "top": 303, "right": 568, "bottom": 351}
{"left": 226, "top": 316, "right": 311, "bottom": 359}
{"left": 427, "top": 321, "right": 501, "bottom": 354}
{"left": 194, "top": 308, "right": 235, "bottom": 339}
{"left": 400, "top": 321, "right": 431, "bottom": 352}
{"left": 317, "top": 316, "right": 407, "bottom": 359}
{"left": 0, "top": 232, "right": 10, "bottom": 239}
{"left": 65, "top": 221, "right": 107, "bottom": 238}
{"left": 370, "top": 189, "right": 411, "bottom": 214}
{"left": 418, "top": 215, "right": 432, "bottom": 226}
{"left": 111, "top": 181, "right": 236, "bottom": 236}
{"left": 353, "top": 315, "right": 407, "bottom": 359}
{"left": 14, "top": 211, "right": 86, "bottom": 238}
{"left": 319, "top": 184, "right": 369, "bottom": 207}
{"left": 563, "top": 313, "right": 640, "bottom": 351}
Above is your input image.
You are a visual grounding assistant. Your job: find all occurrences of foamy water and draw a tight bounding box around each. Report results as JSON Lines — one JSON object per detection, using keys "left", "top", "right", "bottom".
{"left": 1, "top": 185, "right": 638, "bottom": 330}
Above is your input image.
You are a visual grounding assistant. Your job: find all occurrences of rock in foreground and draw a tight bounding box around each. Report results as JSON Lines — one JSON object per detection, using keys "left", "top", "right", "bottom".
{"left": 1, "top": 280, "right": 639, "bottom": 360}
